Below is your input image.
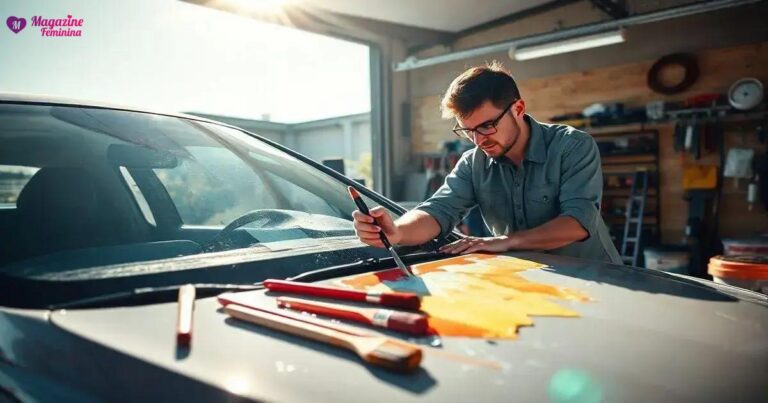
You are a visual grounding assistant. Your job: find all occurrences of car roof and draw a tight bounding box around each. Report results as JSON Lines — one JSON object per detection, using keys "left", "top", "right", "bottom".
{"left": 0, "top": 92, "right": 217, "bottom": 124}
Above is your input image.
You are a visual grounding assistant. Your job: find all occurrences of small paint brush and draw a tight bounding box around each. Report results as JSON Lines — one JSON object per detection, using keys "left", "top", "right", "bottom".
{"left": 176, "top": 284, "right": 195, "bottom": 347}
{"left": 224, "top": 304, "right": 422, "bottom": 373}
{"left": 219, "top": 292, "right": 370, "bottom": 336}
{"left": 263, "top": 279, "right": 421, "bottom": 310}
{"left": 276, "top": 296, "right": 429, "bottom": 336}
{"left": 347, "top": 186, "right": 415, "bottom": 278}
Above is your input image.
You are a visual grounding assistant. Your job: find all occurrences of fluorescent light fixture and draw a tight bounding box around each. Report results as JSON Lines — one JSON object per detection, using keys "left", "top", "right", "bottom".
{"left": 511, "top": 30, "right": 625, "bottom": 61}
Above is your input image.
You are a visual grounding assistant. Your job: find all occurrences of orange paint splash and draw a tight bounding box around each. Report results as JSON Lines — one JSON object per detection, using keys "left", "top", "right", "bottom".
{"left": 338, "top": 254, "right": 591, "bottom": 339}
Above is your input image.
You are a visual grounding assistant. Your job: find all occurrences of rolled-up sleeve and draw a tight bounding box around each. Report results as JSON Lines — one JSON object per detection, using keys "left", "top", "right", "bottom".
{"left": 413, "top": 150, "right": 477, "bottom": 238}
{"left": 558, "top": 132, "right": 603, "bottom": 240}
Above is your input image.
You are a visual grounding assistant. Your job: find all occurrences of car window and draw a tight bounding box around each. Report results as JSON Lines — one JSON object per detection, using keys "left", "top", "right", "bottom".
{"left": 154, "top": 146, "right": 281, "bottom": 225}
{"left": 262, "top": 171, "right": 341, "bottom": 218}
{"left": 0, "top": 104, "right": 401, "bottom": 280}
{"left": 0, "top": 165, "right": 39, "bottom": 207}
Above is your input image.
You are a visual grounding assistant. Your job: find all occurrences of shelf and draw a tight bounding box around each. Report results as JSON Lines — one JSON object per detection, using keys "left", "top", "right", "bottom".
{"left": 604, "top": 188, "right": 657, "bottom": 196}
{"left": 602, "top": 154, "right": 657, "bottom": 164}
{"left": 588, "top": 123, "right": 646, "bottom": 135}
{"left": 604, "top": 215, "right": 658, "bottom": 225}
{"left": 581, "top": 110, "right": 768, "bottom": 135}
{"left": 603, "top": 170, "right": 658, "bottom": 176}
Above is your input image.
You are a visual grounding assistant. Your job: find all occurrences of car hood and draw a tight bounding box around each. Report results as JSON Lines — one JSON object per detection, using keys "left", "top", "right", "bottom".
{"left": 48, "top": 252, "right": 768, "bottom": 402}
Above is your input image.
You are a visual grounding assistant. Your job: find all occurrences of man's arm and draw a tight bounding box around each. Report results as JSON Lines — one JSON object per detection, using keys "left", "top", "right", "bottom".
{"left": 353, "top": 151, "right": 477, "bottom": 248}
{"left": 393, "top": 209, "right": 443, "bottom": 245}
{"left": 440, "top": 131, "right": 601, "bottom": 255}
{"left": 505, "top": 216, "right": 587, "bottom": 249}
{"left": 353, "top": 207, "right": 442, "bottom": 248}
{"left": 438, "top": 216, "right": 586, "bottom": 254}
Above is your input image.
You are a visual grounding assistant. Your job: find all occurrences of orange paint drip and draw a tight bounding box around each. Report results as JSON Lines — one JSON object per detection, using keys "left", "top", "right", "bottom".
{"left": 338, "top": 254, "right": 590, "bottom": 339}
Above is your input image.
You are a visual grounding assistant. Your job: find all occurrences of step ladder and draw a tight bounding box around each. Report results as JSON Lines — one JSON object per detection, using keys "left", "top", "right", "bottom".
{"left": 620, "top": 170, "right": 649, "bottom": 266}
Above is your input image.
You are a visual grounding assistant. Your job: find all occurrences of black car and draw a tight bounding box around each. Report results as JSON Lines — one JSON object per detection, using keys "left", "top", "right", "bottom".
{"left": 1, "top": 94, "right": 766, "bottom": 403}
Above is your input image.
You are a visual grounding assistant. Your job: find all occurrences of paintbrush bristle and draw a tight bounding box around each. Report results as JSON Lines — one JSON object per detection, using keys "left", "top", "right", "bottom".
{"left": 362, "top": 339, "right": 422, "bottom": 373}
{"left": 347, "top": 186, "right": 360, "bottom": 199}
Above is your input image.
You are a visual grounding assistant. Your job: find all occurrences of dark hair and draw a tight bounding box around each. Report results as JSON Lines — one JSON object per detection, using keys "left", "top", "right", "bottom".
{"left": 440, "top": 61, "right": 521, "bottom": 119}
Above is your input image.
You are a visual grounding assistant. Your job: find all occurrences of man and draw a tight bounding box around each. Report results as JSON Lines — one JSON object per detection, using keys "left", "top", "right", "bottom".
{"left": 353, "top": 62, "right": 622, "bottom": 264}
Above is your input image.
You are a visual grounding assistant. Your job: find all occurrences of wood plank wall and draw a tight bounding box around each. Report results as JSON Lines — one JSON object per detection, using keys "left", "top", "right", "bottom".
{"left": 411, "top": 42, "right": 768, "bottom": 242}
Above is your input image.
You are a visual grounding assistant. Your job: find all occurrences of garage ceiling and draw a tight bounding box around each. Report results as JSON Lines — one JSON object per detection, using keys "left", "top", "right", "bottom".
{"left": 291, "top": 0, "right": 555, "bottom": 32}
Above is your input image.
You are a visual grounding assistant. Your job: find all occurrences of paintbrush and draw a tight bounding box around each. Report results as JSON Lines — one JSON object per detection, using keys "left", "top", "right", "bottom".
{"left": 224, "top": 304, "right": 422, "bottom": 373}
{"left": 219, "top": 292, "right": 371, "bottom": 336}
{"left": 347, "top": 186, "right": 415, "bottom": 278}
{"left": 276, "top": 296, "right": 429, "bottom": 336}
{"left": 263, "top": 279, "right": 421, "bottom": 310}
{"left": 176, "top": 284, "right": 195, "bottom": 347}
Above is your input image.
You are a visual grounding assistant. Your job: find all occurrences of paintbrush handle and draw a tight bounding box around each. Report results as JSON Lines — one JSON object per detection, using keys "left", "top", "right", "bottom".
{"left": 277, "top": 297, "right": 429, "bottom": 336}
{"left": 218, "top": 293, "right": 371, "bottom": 337}
{"left": 277, "top": 297, "right": 372, "bottom": 324}
{"left": 263, "top": 279, "right": 421, "bottom": 310}
{"left": 349, "top": 191, "right": 394, "bottom": 249}
{"left": 176, "top": 284, "right": 195, "bottom": 346}
{"left": 225, "top": 304, "right": 356, "bottom": 351}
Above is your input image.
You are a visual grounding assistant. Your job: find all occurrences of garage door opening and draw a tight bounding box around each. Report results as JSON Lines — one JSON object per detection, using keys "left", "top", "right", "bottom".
{"left": 0, "top": 0, "right": 374, "bottom": 188}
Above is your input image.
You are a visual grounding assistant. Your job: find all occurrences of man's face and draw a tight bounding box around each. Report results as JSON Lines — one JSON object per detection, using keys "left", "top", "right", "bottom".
{"left": 455, "top": 100, "right": 522, "bottom": 159}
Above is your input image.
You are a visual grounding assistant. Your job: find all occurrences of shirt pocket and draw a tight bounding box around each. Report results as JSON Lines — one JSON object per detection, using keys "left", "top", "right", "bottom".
{"left": 476, "top": 188, "right": 509, "bottom": 235}
{"left": 525, "top": 185, "right": 559, "bottom": 228}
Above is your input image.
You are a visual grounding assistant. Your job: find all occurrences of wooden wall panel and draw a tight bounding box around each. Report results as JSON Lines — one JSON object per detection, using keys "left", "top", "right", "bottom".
{"left": 411, "top": 42, "right": 768, "bottom": 243}
{"left": 412, "top": 43, "right": 768, "bottom": 154}
{"left": 519, "top": 42, "right": 768, "bottom": 121}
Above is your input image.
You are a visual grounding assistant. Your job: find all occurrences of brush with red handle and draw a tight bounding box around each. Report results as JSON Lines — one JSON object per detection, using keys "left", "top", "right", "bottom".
{"left": 263, "top": 279, "right": 421, "bottom": 310}
{"left": 176, "top": 284, "right": 195, "bottom": 347}
{"left": 276, "top": 296, "right": 428, "bottom": 336}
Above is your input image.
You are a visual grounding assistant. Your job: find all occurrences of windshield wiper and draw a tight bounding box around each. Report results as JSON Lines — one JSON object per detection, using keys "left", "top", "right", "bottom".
{"left": 288, "top": 251, "right": 446, "bottom": 283}
{"left": 49, "top": 283, "right": 260, "bottom": 310}
{"left": 49, "top": 251, "right": 447, "bottom": 310}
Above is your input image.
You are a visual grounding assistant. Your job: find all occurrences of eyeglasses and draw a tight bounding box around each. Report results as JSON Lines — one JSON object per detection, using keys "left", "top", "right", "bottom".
{"left": 452, "top": 101, "right": 517, "bottom": 140}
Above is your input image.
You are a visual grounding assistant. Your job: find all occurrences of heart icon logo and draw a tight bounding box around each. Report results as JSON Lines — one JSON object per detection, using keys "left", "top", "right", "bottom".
{"left": 6, "top": 16, "right": 27, "bottom": 34}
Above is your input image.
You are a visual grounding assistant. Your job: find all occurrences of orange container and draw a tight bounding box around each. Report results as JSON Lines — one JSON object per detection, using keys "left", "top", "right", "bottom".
{"left": 708, "top": 255, "right": 768, "bottom": 294}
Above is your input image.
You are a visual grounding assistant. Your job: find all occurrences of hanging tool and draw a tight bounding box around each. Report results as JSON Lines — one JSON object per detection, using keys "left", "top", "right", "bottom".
{"left": 747, "top": 174, "right": 759, "bottom": 211}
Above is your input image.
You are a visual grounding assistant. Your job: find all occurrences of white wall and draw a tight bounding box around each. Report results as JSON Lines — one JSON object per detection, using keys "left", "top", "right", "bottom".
{"left": 190, "top": 112, "right": 372, "bottom": 183}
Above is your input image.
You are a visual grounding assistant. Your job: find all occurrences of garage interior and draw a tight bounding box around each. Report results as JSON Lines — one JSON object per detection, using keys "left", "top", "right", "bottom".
{"left": 186, "top": 0, "right": 767, "bottom": 280}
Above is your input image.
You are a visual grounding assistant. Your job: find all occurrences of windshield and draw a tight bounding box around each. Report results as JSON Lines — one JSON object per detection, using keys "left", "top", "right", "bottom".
{"left": 0, "top": 103, "right": 399, "bottom": 282}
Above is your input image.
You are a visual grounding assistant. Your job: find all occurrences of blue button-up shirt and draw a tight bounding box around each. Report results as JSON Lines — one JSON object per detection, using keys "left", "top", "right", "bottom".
{"left": 415, "top": 115, "right": 622, "bottom": 264}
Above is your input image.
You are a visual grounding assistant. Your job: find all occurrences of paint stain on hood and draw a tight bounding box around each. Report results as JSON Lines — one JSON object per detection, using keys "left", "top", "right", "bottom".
{"left": 338, "top": 253, "right": 591, "bottom": 339}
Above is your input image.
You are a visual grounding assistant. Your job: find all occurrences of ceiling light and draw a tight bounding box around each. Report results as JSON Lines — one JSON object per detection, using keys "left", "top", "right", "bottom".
{"left": 511, "top": 30, "right": 625, "bottom": 61}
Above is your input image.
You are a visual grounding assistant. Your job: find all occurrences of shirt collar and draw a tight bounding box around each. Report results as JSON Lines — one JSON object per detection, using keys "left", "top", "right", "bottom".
{"left": 486, "top": 114, "right": 546, "bottom": 167}
{"left": 524, "top": 114, "right": 547, "bottom": 164}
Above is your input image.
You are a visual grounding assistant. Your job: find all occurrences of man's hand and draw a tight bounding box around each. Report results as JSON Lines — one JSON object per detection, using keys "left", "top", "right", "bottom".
{"left": 438, "top": 236, "right": 511, "bottom": 255}
{"left": 352, "top": 206, "right": 402, "bottom": 248}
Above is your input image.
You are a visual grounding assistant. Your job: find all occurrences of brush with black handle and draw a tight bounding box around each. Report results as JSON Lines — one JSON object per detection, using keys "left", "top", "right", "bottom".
{"left": 347, "top": 186, "right": 415, "bottom": 278}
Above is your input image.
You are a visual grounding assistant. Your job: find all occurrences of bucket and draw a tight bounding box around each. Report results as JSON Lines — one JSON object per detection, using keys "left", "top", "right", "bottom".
{"left": 722, "top": 236, "right": 768, "bottom": 256}
{"left": 708, "top": 255, "right": 768, "bottom": 294}
{"left": 643, "top": 246, "right": 690, "bottom": 274}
